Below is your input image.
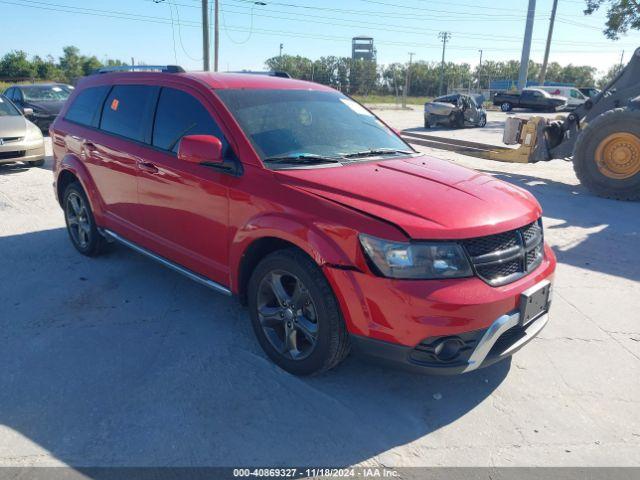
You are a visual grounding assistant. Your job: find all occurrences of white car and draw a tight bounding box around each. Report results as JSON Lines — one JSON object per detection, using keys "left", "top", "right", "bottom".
{"left": 0, "top": 95, "right": 45, "bottom": 167}
{"left": 536, "top": 86, "right": 587, "bottom": 108}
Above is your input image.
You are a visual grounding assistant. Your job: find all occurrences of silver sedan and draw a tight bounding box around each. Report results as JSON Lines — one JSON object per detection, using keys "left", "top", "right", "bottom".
{"left": 0, "top": 95, "right": 45, "bottom": 167}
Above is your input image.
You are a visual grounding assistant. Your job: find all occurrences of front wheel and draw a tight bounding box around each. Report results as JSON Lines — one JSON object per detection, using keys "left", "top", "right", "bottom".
{"left": 477, "top": 115, "right": 487, "bottom": 128}
{"left": 573, "top": 107, "right": 640, "bottom": 201}
{"left": 248, "top": 249, "right": 350, "bottom": 375}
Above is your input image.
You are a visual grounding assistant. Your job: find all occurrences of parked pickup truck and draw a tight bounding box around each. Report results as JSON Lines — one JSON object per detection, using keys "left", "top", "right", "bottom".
{"left": 493, "top": 88, "right": 567, "bottom": 112}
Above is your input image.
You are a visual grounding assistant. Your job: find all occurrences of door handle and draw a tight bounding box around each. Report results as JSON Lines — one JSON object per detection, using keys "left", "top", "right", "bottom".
{"left": 138, "top": 161, "right": 159, "bottom": 174}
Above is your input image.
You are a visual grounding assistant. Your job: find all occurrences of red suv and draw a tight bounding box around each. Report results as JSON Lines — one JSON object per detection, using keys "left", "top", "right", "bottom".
{"left": 51, "top": 67, "right": 556, "bottom": 376}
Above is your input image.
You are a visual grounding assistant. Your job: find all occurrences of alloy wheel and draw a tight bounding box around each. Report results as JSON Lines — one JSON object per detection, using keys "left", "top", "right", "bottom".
{"left": 66, "top": 192, "right": 92, "bottom": 249}
{"left": 257, "top": 270, "right": 319, "bottom": 361}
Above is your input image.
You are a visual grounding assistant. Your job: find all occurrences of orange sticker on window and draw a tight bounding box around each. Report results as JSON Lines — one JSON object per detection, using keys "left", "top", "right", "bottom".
{"left": 110, "top": 98, "right": 119, "bottom": 111}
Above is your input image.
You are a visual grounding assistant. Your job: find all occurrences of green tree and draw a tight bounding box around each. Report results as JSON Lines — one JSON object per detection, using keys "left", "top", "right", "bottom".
{"left": 598, "top": 63, "right": 624, "bottom": 88}
{"left": 584, "top": 0, "right": 640, "bottom": 39}
{"left": 0, "top": 50, "right": 35, "bottom": 79}
{"left": 59, "top": 46, "right": 84, "bottom": 83}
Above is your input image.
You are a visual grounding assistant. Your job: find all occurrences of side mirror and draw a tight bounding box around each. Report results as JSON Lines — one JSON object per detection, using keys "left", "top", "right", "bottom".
{"left": 22, "top": 107, "right": 33, "bottom": 116}
{"left": 177, "top": 135, "right": 223, "bottom": 165}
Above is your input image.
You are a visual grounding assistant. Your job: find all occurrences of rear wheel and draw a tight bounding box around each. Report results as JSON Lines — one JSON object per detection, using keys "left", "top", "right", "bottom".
{"left": 248, "top": 249, "right": 350, "bottom": 375}
{"left": 573, "top": 107, "right": 640, "bottom": 201}
{"left": 501, "top": 102, "right": 513, "bottom": 112}
{"left": 63, "top": 182, "right": 107, "bottom": 256}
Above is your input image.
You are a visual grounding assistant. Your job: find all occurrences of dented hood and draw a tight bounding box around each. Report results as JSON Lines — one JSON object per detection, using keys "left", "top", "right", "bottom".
{"left": 276, "top": 155, "right": 541, "bottom": 240}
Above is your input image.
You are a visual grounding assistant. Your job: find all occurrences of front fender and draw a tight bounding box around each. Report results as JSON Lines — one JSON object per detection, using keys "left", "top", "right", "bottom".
{"left": 229, "top": 212, "right": 358, "bottom": 293}
{"left": 57, "top": 154, "right": 106, "bottom": 221}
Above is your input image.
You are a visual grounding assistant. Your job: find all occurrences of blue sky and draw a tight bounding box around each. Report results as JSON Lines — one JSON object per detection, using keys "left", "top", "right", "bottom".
{"left": 3, "top": 0, "right": 639, "bottom": 77}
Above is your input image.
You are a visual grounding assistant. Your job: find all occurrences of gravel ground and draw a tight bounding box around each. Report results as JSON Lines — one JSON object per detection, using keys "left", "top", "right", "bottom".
{"left": 0, "top": 113, "right": 639, "bottom": 469}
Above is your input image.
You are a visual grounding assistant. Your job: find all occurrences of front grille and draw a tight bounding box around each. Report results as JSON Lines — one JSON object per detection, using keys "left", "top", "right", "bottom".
{"left": 0, "top": 150, "right": 25, "bottom": 160}
{"left": 462, "top": 219, "right": 544, "bottom": 286}
{"left": 0, "top": 137, "right": 23, "bottom": 143}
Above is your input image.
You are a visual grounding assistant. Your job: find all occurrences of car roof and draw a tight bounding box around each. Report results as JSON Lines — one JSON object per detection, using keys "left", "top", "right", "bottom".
{"left": 13, "top": 83, "right": 70, "bottom": 88}
{"left": 76, "top": 71, "right": 334, "bottom": 92}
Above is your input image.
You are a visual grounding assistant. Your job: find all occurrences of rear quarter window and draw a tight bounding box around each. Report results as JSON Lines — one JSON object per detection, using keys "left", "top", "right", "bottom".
{"left": 64, "top": 86, "right": 110, "bottom": 127}
{"left": 100, "top": 85, "right": 158, "bottom": 142}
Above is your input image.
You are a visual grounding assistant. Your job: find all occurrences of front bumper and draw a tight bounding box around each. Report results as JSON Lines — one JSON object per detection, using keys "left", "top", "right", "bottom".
{"left": 323, "top": 244, "right": 556, "bottom": 373}
{"left": 351, "top": 308, "right": 549, "bottom": 375}
{"left": 0, "top": 139, "right": 45, "bottom": 165}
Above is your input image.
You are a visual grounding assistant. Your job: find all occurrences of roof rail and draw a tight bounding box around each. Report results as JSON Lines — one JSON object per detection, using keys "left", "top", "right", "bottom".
{"left": 228, "top": 70, "right": 292, "bottom": 78}
{"left": 92, "top": 65, "right": 185, "bottom": 75}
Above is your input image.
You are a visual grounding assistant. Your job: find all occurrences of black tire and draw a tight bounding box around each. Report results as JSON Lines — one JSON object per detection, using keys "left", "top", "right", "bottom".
{"left": 28, "top": 159, "right": 45, "bottom": 167}
{"left": 63, "top": 182, "right": 107, "bottom": 256}
{"left": 573, "top": 107, "right": 640, "bottom": 201}
{"left": 477, "top": 115, "right": 487, "bottom": 128}
{"left": 424, "top": 118, "right": 430, "bottom": 129}
{"left": 248, "top": 248, "right": 350, "bottom": 375}
{"left": 501, "top": 102, "right": 513, "bottom": 112}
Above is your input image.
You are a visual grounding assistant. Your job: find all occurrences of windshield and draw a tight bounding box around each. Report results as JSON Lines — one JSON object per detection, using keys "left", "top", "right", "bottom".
{"left": 21, "top": 85, "right": 71, "bottom": 102}
{"left": 216, "top": 89, "right": 411, "bottom": 163}
{"left": 0, "top": 96, "right": 21, "bottom": 116}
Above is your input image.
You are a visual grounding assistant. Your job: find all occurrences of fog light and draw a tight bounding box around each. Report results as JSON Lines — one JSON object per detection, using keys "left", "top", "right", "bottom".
{"left": 433, "top": 338, "right": 463, "bottom": 362}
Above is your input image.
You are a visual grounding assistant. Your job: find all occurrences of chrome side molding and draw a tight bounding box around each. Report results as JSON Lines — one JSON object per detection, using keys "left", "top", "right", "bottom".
{"left": 101, "top": 229, "right": 232, "bottom": 296}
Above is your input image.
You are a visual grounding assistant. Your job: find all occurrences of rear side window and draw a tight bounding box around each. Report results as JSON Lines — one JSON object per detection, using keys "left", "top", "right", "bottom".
{"left": 65, "top": 86, "right": 110, "bottom": 127}
{"left": 152, "top": 87, "right": 226, "bottom": 153}
{"left": 100, "top": 85, "right": 157, "bottom": 142}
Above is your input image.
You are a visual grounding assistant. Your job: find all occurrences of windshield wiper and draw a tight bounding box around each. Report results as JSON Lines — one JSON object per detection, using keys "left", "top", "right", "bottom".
{"left": 264, "top": 154, "right": 341, "bottom": 165}
{"left": 342, "top": 148, "right": 414, "bottom": 159}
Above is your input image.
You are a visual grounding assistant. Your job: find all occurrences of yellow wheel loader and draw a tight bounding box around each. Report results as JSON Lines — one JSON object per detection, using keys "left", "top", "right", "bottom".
{"left": 497, "top": 47, "right": 640, "bottom": 201}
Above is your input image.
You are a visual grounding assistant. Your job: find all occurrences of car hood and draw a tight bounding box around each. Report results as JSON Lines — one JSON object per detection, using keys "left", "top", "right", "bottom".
{"left": 276, "top": 155, "right": 541, "bottom": 240}
{"left": 0, "top": 115, "right": 28, "bottom": 137}
{"left": 24, "top": 100, "right": 65, "bottom": 115}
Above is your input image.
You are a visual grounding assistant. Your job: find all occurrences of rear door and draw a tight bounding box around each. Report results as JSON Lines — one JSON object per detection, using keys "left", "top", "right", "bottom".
{"left": 135, "top": 85, "right": 232, "bottom": 285}
{"left": 85, "top": 84, "right": 159, "bottom": 231}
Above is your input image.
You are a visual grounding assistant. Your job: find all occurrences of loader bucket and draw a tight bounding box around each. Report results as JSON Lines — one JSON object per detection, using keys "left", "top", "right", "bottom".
{"left": 489, "top": 117, "right": 550, "bottom": 163}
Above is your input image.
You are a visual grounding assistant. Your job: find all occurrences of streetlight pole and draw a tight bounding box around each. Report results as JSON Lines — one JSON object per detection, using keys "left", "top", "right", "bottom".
{"left": 279, "top": 43, "right": 284, "bottom": 58}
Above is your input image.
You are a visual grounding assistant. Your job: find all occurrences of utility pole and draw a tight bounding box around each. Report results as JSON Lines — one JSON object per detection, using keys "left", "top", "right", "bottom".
{"left": 202, "top": 0, "right": 210, "bottom": 71}
{"left": 619, "top": 50, "right": 625, "bottom": 70}
{"left": 279, "top": 43, "right": 284, "bottom": 58}
{"left": 478, "top": 49, "right": 483, "bottom": 90}
{"left": 538, "top": 0, "right": 558, "bottom": 85}
{"left": 402, "top": 52, "right": 415, "bottom": 108}
{"left": 214, "top": 0, "right": 219, "bottom": 71}
{"left": 518, "top": 0, "right": 536, "bottom": 90}
{"left": 438, "top": 32, "right": 451, "bottom": 96}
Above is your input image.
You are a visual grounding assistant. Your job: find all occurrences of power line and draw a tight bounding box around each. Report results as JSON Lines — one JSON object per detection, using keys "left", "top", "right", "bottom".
{"left": 2, "top": 0, "right": 637, "bottom": 59}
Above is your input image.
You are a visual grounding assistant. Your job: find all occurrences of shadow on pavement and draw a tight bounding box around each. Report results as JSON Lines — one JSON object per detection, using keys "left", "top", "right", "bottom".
{"left": 0, "top": 227, "right": 509, "bottom": 469}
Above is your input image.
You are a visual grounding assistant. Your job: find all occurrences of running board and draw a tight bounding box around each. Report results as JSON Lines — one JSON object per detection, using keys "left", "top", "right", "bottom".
{"left": 101, "top": 229, "right": 232, "bottom": 296}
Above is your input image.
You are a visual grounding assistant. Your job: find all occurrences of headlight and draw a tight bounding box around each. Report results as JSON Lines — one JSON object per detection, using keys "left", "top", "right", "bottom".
{"left": 359, "top": 234, "right": 473, "bottom": 279}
